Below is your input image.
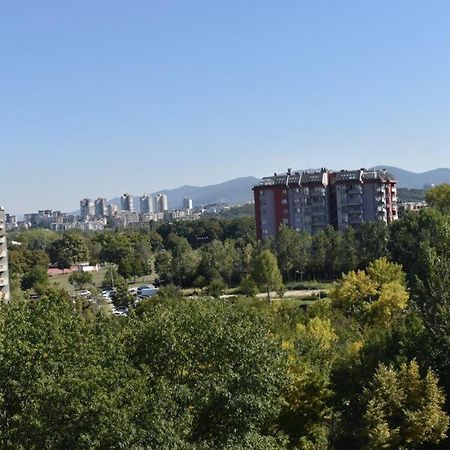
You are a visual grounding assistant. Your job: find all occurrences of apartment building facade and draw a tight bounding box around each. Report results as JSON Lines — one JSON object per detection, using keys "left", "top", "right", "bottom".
{"left": 254, "top": 168, "right": 397, "bottom": 239}
{"left": 94, "top": 198, "right": 108, "bottom": 218}
{"left": 0, "top": 208, "right": 10, "bottom": 301}
{"left": 121, "top": 194, "right": 134, "bottom": 212}
{"left": 80, "top": 198, "right": 95, "bottom": 220}
{"left": 140, "top": 194, "right": 153, "bottom": 214}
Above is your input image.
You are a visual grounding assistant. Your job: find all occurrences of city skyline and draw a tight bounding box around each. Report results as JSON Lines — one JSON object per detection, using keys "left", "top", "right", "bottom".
{"left": 3, "top": 1, "right": 450, "bottom": 213}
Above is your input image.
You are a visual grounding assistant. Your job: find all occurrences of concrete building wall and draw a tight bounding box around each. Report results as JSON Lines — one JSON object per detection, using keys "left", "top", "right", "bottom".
{"left": 183, "top": 197, "right": 193, "bottom": 210}
{"left": 121, "top": 194, "right": 134, "bottom": 212}
{"left": 140, "top": 195, "right": 153, "bottom": 214}
{"left": 94, "top": 198, "right": 107, "bottom": 218}
{"left": 80, "top": 198, "right": 94, "bottom": 220}
{"left": 254, "top": 168, "right": 398, "bottom": 239}
{"left": 256, "top": 188, "right": 278, "bottom": 238}
{"left": 0, "top": 209, "right": 10, "bottom": 301}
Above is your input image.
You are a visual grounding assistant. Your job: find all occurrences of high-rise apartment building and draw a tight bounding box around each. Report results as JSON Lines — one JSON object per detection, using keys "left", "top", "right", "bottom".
{"left": 140, "top": 194, "right": 153, "bottom": 214}
{"left": 94, "top": 198, "right": 107, "bottom": 218}
{"left": 107, "top": 204, "right": 118, "bottom": 217}
{"left": 155, "top": 194, "right": 168, "bottom": 212}
{"left": 80, "top": 198, "right": 94, "bottom": 220}
{"left": 121, "top": 194, "right": 134, "bottom": 212}
{"left": 183, "top": 197, "right": 193, "bottom": 210}
{"left": 254, "top": 168, "right": 397, "bottom": 239}
{"left": 0, "top": 208, "right": 10, "bottom": 301}
{"left": 330, "top": 169, "right": 398, "bottom": 230}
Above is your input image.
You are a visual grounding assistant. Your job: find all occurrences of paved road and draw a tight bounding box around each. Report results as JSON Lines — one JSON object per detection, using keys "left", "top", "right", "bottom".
{"left": 220, "top": 289, "right": 325, "bottom": 300}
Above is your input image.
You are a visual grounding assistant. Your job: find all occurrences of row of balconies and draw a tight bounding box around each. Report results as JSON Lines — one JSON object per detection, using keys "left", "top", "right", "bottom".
{"left": 346, "top": 186, "right": 363, "bottom": 194}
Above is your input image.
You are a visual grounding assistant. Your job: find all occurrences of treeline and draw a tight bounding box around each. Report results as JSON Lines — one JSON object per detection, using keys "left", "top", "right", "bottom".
{"left": 2, "top": 185, "right": 450, "bottom": 448}
{"left": 1, "top": 250, "right": 450, "bottom": 448}
{"left": 6, "top": 207, "right": 448, "bottom": 297}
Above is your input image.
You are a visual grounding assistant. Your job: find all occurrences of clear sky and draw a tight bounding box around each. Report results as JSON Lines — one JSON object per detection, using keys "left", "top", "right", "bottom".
{"left": 2, "top": 1, "right": 450, "bottom": 214}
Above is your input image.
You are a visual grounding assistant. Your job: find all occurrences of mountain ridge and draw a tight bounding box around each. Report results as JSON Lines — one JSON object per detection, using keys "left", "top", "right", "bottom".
{"left": 105, "top": 167, "right": 450, "bottom": 212}
{"left": 374, "top": 166, "right": 450, "bottom": 189}
{"left": 107, "top": 176, "right": 259, "bottom": 211}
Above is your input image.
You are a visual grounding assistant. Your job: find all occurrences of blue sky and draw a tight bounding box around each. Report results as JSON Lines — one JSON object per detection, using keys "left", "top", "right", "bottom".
{"left": 2, "top": 0, "right": 450, "bottom": 213}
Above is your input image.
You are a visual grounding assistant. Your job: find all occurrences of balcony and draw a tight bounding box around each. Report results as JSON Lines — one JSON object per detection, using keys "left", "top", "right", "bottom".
{"left": 0, "top": 252, "right": 6, "bottom": 259}
{"left": 309, "top": 188, "right": 326, "bottom": 196}
{"left": 0, "top": 264, "right": 6, "bottom": 272}
{"left": 0, "top": 277, "right": 7, "bottom": 286}
{"left": 348, "top": 189, "right": 363, "bottom": 196}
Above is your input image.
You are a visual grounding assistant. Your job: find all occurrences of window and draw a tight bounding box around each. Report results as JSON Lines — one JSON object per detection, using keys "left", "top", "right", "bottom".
{"left": 281, "top": 199, "right": 288, "bottom": 204}
{"left": 283, "top": 218, "right": 289, "bottom": 224}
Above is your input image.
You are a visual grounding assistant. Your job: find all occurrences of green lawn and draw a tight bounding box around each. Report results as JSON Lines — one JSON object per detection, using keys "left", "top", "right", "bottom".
{"left": 50, "top": 268, "right": 154, "bottom": 292}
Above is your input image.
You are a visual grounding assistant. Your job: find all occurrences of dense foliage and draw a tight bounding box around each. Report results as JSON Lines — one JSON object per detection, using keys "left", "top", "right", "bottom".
{"left": 5, "top": 184, "right": 450, "bottom": 448}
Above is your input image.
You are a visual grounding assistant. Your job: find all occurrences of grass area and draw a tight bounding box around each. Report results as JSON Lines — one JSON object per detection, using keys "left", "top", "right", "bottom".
{"left": 50, "top": 268, "right": 154, "bottom": 292}
{"left": 284, "top": 280, "right": 334, "bottom": 291}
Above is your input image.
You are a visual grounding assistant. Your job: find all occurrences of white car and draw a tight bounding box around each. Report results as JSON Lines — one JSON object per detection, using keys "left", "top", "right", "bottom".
{"left": 77, "top": 290, "right": 91, "bottom": 297}
{"left": 112, "top": 306, "right": 128, "bottom": 316}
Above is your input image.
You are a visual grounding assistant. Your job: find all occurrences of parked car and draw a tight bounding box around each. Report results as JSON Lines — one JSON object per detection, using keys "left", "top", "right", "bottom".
{"left": 101, "top": 289, "right": 115, "bottom": 298}
{"left": 77, "top": 290, "right": 91, "bottom": 297}
{"left": 112, "top": 306, "right": 128, "bottom": 316}
{"left": 138, "top": 287, "right": 159, "bottom": 298}
{"left": 137, "top": 285, "right": 153, "bottom": 292}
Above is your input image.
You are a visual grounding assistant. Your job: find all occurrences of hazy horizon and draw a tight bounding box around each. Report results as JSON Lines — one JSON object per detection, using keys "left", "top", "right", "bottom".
{"left": 3, "top": 1, "right": 450, "bottom": 213}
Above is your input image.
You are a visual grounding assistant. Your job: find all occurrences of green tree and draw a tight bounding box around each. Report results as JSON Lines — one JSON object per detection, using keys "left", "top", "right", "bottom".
{"left": 388, "top": 208, "right": 450, "bottom": 284}
{"left": 48, "top": 233, "right": 89, "bottom": 270}
{"left": 276, "top": 225, "right": 311, "bottom": 281}
{"left": 0, "top": 289, "right": 147, "bottom": 448}
{"left": 97, "top": 233, "right": 133, "bottom": 264}
{"left": 154, "top": 250, "right": 173, "bottom": 282}
{"left": 412, "top": 225, "right": 450, "bottom": 397}
{"left": 102, "top": 266, "right": 125, "bottom": 289}
{"left": 14, "top": 228, "right": 59, "bottom": 251}
{"left": 117, "top": 257, "right": 133, "bottom": 281}
{"left": 198, "top": 239, "right": 239, "bottom": 284}
{"left": 276, "top": 316, "right": 339, "bottom": 449}
{"left": 358, "top": 221, "right": 390, "bottom": 268}
{"left": 21, "top": 265, "right": 49, "bottom": 291}
{"left": 331, "top": 258, "right": 409, "bottom": 325}
{"left": 239, "top": 276, "right": 259, "bottom": 297}
{"left": 426, "top": 183, "right": 450, "bottom": 214}
{"left": 252, "top": 250, "right": 283, "bottom": 302}
{"left": 363, "top": 360, "right": 449, "bottom": 449}
{"left": 205, "top": 277, "right": 226, "bottom": 299}
{"left": 127, "top": 298, "right": 287, "bottom": 448}
{"left": 68, "top": 271, "right": 93, "bottom": 290}
{"left": 336, "top": 227, "right": 359, "bottom": 275}
{"left": 112, "top": 283, "right": 134, "bottom": 308}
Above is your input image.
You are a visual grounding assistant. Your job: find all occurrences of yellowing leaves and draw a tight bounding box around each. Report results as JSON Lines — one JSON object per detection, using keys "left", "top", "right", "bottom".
{"left": 331, "top": 258, "right": 409, "bottom": 325}
{"left": 296, "top": 317, "right": 338, "bottom": 352}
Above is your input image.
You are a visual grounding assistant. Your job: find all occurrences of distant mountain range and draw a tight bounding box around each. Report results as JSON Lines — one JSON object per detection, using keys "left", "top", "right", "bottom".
{"left": 374, "top": 166, "right": 450, "bottom": 189}
{"left": 108, "top": 176, "right": 260, "bottom": 210}
{"left": 105, "top": 167, "right": 450, "bottom": 211}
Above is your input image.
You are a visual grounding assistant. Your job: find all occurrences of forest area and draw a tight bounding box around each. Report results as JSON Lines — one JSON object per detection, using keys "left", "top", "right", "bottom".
{"left": 3, "top": 184, "right": 450, "bottom": 449}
